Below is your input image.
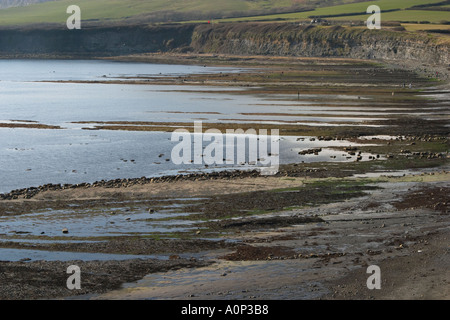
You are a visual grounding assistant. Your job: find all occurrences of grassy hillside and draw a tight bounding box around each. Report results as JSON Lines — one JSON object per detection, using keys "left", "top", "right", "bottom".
{"left": 0, "top": 0, "right": 304, "bottom": 26}
{"left": 326, "top": 10, "right": 450, "bottom": 23}
{"left": 0, "top": 0, "right": 55, "bottom": 9}
{"left": 219, "top": 0, "right": 449, "bottom": 23}
{"left": 0, "top": 0, "right": 448, "bottom": 27}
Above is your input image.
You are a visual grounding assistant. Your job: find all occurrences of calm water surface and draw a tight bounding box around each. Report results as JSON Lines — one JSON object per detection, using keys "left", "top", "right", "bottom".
{"left": 0, "top": 60, "right": 376, "bottom": 193}
{"left": 0, "top": 60, "right": 387, "bottom": 262}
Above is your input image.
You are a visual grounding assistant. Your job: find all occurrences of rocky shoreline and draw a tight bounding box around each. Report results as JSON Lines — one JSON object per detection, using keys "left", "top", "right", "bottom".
{"left": 0, "top": 165, "right": 448, "bottom": 300}
{"left": 2, "top": 133, "right": 447, "bottom": 201}
{"left": 0, "top": 53, "right": 448, "bottom": 301}
{"left": 1, "top": 160, "right": 345, "bottom": 200}
{"left": 2, "top": 151, "right": 447, "bottom": 201}
{"left": 0, "top": 258, "right": 212, "bottom": 300}
{"left": 0, "top": 170, "right": 265, "bottom": 200}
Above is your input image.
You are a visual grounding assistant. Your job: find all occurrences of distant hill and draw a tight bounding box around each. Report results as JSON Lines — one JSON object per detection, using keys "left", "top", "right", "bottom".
{"left": 0, "top": 0, "right": 447, "bottom": 26}
{"left": 0, "top": 0, "right": 316, "bottom": 26}
{"left": 0, "top": 0, "right": 54, "bottom": 9}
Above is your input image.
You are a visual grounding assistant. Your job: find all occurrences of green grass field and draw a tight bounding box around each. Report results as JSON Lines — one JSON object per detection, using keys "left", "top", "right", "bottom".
{"left": 0, "top": 0, "right": 448, "bottom": 26}
{"left": 218, "top": 0, "right": 449, "bottom": 23}
{"left": 327, "top": 10, "right": 450, "bottom": 23}
{"left": 403, "top": 23, "right": 450, "bottom": 31}
{"left": 0, "top": 0, "right": 297, "bottom": 26}
{"left": 297, "top": 0, "right": 445, "bottom": 17}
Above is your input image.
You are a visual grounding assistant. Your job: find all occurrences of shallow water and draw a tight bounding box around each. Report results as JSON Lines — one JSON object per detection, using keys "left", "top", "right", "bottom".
{"left": 0, "top": 198, "right": 200, "bottom": 238}
{"left": 0, "top": 59, "right": 241, "bottom": 82}
{"left": 0, "top": 59, "right": 386, "bottom": 193}
{"left": 0, "top": 196, "right": 203, "bottom": 261}
{"left": 0, "top": 128, "right": 378, "bottom": 193}
{"left": 0, "top": 248, "right": 168, "bottom": 262}
{"left": 0, "top": 59, "right": 422, "bottom": 262}
{"left": 0, "top": 207, "right": 197, "bottom": 238}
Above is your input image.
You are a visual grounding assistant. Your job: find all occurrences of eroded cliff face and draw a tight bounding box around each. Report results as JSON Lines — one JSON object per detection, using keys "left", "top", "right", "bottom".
{"left": 190, "top": 23, "right": 449, "bottom": 67}
{"left": 0, "top": 24, "right": 195, "bottom": 57}
{"left": 0, "top": 23, "right": 448, "bottom": 68}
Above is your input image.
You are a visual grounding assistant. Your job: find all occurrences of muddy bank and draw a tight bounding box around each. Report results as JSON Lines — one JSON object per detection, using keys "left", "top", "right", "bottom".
{"left": 393, "top": 186, "right": 449, "bottom": 214}
{"left": 0, "top": 258, "right": 211, "bottom": 300}
{"left": 323, "top": 230, "right": 449, "bottom": 300}
{"left": 0, "top": 170, "right": 261, "bottom": 201}
{"left": 0, "top": 170, "right": 448, "bottom": 300}
{"left": 90, "top": 176, "right": 449, "bottom": 300}
{"left": 2, "top": 151, "right": 448, "bottom": 203}
{"left": 0, "top": 122, "right": 62, "bottom": 129}
{"left": 73, "top": 120, "right": 450, "bottom": 138}
{"left": 0, "top": 238, "right": 237, "bottom": 256}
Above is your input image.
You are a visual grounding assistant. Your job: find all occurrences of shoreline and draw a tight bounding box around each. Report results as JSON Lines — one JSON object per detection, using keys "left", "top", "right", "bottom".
{"left": 0, "top": 167, "right": 448, "bottom": 300}
{"left": 1, "top": 54, "right": 447, "bottom": 198}
{"left": 0, "top": 54, "right": 448, "bottom": 300}
{"left": 1, "top": 168, "right": 447, "bottom": 300}
{"left": 2, "top": 52, "right": 448, "bottom": 80}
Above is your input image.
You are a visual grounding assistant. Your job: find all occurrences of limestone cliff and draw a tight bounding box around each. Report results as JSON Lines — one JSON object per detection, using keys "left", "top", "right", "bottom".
{"left": 0, "top": 22, "right": 448, "bottom": 69}
{"left": 190, "top": 23, "right": 449, "bottom": 67}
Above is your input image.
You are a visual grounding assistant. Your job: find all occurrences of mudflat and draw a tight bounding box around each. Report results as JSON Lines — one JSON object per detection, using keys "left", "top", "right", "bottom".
{"left": 0, "top": 54, "right": 448, "bottom": 300}
{"left": 0, "top": 169, "right": 448, "bottom": 300}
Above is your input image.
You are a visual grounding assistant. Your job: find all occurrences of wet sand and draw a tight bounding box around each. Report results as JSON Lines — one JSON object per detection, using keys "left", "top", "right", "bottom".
{"left": 0, "top": 169, "right": 448, "bottom": 300}
{"left": 87, "top": 172, "right": 450, "bottom": 300}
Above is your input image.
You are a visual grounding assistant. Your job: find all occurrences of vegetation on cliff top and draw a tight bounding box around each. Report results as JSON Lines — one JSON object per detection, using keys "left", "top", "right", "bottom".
{"left": 0, "top": 0, "right": 448, "bottom": 27}
{"left": 190, "top": 23, "right": 448, "bottom": 52}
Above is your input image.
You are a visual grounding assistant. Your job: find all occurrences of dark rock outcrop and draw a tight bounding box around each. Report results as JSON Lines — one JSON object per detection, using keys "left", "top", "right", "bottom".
{"left": 0, "top": 23, "right": 448, "bottom": 69}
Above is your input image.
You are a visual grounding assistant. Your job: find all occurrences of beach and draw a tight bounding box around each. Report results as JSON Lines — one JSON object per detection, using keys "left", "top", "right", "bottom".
{"left": 0, "top": 168, "right": 448, "bottom": 300}
{"left": 0, "top": 54, "right": 448, "bottom": 300}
